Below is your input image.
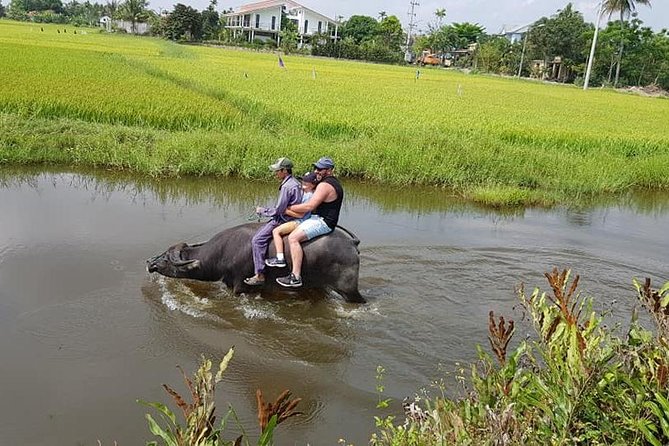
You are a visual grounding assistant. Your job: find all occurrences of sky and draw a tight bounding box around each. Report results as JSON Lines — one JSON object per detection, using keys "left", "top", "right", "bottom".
{"left": 150, "top": 0, "right": 668, "bottom": 34}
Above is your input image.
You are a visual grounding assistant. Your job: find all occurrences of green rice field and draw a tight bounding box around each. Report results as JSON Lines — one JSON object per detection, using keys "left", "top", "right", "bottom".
{"left": 1, "top": 20, "right": 668, "bottom": 205}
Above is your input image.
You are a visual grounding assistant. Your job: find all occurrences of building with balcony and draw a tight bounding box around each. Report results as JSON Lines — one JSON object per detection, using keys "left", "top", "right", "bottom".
{"left": 223, "top": 0, "right": 339, "bottom": 46}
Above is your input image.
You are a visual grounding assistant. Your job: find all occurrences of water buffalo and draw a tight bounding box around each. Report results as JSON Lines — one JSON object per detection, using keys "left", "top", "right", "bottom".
{"left": 147, "top": 222, "right": 364, "bottom": 303}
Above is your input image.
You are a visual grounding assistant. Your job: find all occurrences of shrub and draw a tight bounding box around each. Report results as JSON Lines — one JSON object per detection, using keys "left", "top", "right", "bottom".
{"left": 372, "top": 270, "right": 669, "bottom": 445}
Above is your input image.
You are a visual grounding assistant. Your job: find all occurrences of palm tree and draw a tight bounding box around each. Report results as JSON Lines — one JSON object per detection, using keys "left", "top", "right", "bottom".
{"left": 105, "top": 0, "right": 119, "bottom": 19}
{"left": 602, "top": 0, "right": 651, "bottom": 86}
{"left": 378, "top": 11, "right": 387, "bottom": 21}
{"left": 434, "top": 8, "right": 446, "bottom": 27}
{"left": 120, "top": 0, "right": 149, "bottom": 34}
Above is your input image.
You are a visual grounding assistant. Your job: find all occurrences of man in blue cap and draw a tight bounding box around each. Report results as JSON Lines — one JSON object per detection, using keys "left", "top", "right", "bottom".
{"left": 244, "top": 157, "right": 302, "bottom": 286}
{"left": 275, "top": 157, "right": 343, "bottom": 288}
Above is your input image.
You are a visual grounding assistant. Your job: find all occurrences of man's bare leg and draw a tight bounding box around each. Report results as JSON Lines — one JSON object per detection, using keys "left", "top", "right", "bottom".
{"left": 287, "top": 229, "right": 308, "bottom": 279}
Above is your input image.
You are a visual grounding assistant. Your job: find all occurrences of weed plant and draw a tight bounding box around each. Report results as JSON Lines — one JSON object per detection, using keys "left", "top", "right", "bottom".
{"left": 2, "top": 21, "right": 669, "bottom": 206}
{"left": 371, "top": 270, "right": 669, "bottom": 445}
{"left": 139, "top": 347, "right": 301, "bottom": 446}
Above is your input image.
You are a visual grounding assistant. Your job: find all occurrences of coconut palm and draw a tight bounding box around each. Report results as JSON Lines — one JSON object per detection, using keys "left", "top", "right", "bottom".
{"left": 105, "top": 0, "right": 119, "bottom": 19}
{"left": 435, "top": 8, "right": 446, "bottom": 27}
{"left": 120, "top": 0, "right": 149, "bottom": 34}
{"left": 602, "top": 0, "right": 651, "bottom": 86}
{"left": 378, "top": 11, "right": 387, "bottom": 21}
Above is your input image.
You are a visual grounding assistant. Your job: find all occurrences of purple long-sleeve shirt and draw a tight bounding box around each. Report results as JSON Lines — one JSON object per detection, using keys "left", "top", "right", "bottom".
{"left": 259, "top": 175, "right": 302, "bottom": 221}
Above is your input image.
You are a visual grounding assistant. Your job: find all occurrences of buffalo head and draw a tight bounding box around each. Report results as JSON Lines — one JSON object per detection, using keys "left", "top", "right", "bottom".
{"left": 146, "top": 242, "right": 201, "bottom": 278}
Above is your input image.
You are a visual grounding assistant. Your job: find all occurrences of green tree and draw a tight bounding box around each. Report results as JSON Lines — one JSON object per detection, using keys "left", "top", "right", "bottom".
{"left": 120, "top": 0, "right": 149, "bottom": 34}
{"left": 278, "top": 12, "right": 298, "bottom": 52}
{"left": 429, "top": 24, "right": 463, "bottom": 53}
{"left": 602, "top": 0, "right": 652, "bottom": 86}
{"left": 527, "top": 3, "right": 591, "bottom": 81}
{"left": 478, "top": 36, "right": 519, "bottom": 74}
{"left": 594, "top": 18, "right": 669, "bottom": 88}
{"left": 0, "top": 1, "right": 5, "bottom": 17}
{"left": 377, "top": 15, "right": 404, "bottom": 52}
{"left": 434, "top": 8, "right": 446, "bottom": 27}
{"left": 646, "top": 30, "right": 669, "bottom": 88}
{"left": 64, "top": 0, "right": 104, "bottom": 26}
{"left": 162, "top": 3, "right": 201, "bottom": 40}
{"left": 200, "top": 0, "right": 219, "bottom": 40}
{"left": 8, "top": 0, "right": 62, "bottom": 14}
{"left": 451, "top": 22, "right": 485, "bottom": 44}
{"left": 104, "top": 0, "right": 118, "bottom": 18}
{"left": 341, "top": 15, "right": 379, "bottom": 44}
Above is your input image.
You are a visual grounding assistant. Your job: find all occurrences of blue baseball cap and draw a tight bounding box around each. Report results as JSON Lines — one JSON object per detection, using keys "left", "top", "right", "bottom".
{"left": 312, "top": 157, "right": 335, "bottom": 170}
{"left": 299, "top": 172, "right": 319, "bottom": 184}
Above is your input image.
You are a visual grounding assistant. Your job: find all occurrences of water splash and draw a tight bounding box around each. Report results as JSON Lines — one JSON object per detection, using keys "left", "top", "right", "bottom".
{"left": 155, "top": 275, "right": 223, "bottom": 322}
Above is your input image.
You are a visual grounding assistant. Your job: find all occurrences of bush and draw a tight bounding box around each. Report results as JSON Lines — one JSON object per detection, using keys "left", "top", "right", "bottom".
{"left": 372, "top": 270, "right": 669, "bottom": 445}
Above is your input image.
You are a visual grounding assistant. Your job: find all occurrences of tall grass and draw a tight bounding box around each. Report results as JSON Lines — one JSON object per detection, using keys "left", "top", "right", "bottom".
{"left": 2, "top": 20, "right": 669, "bottom": 205}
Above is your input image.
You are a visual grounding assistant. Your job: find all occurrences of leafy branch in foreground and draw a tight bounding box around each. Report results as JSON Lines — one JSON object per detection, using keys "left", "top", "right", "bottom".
{"left": 139, "top": 347, "right": 302, "bottom": 446}
{"left": 372, "top": 269, "right": 669, "bottom": 445}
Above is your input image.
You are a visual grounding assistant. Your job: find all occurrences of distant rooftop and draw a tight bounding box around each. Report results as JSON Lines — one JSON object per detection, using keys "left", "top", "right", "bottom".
{"left": 498, "top": 24, "right": 530, "bottom": 35}
{"left": 226, "top": 0, "right": 336, "bottom": 22}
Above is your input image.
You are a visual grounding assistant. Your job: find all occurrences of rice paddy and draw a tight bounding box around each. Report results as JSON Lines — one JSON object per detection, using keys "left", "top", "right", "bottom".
{"left": 1, "top": 19, "right": 668, "bottom": 206}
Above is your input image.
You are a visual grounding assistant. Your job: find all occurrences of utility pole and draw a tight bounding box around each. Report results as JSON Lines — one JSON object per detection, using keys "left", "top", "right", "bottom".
{"left": 583, "top": 1, "right": 604, "bottom": 90}
{"left": 404, "top": 0, "right": 419, "bottom": 62}
{"left": 517, "top": 23, "right": 544, "bottom": 78}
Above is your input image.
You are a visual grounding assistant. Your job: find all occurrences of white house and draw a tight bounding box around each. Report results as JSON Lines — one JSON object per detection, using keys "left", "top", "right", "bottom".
{"left": 100, "top": 15, "right": 112, "bottom": 32}
{"left": 223, "top": 0, "right": 339, "bottom": 46}
{"left": 99, "top": 16, "right": 151, "bottom": 34}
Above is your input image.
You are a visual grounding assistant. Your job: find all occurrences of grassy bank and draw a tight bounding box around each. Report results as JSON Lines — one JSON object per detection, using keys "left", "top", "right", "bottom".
{"left": 2, "top": 20, "right": 668, "bottom": 206}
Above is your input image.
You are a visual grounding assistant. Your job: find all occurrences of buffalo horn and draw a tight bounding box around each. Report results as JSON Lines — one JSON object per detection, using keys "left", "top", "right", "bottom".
{"left": 176, "top": 259, "right": 201, "bottom": 270}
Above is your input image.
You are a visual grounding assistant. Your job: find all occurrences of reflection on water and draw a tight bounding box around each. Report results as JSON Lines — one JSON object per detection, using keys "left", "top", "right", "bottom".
{"left": 0, "top": 166, "right": 668, "bottom": 446}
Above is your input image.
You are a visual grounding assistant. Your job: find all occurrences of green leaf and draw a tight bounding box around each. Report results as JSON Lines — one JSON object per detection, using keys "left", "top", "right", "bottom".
{"left": 138, "top": 399, "right": 177, "bottom": 425}
{"left": 258, "top": 415, "right": 278, "bottom": 446}
{"left": 145, "top": 413, "right": 178, "bottom": 446}
{"left": 659, "top": 281, "right": 669, "bottom": 297}
{"left": 655, "top": 391, "right": 669, "bottom": 411}
{"left": 661, "top": 293, "right": 669, "bottom": 308}
{"left": 646, "top": 400, "right": 669, "bottom": 438}
{"left": 638, "top": 418, "right": 662, "bottom": 446}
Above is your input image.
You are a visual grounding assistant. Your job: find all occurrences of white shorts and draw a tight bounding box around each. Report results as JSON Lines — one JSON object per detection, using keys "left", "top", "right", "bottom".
{"left": 298, "top": 216, "right": 333, "bottom": 240}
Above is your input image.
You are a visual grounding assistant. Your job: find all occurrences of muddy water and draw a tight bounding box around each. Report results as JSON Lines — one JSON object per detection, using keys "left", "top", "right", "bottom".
{"left": 0, "top": 168, "right": 667, "bottom": 445}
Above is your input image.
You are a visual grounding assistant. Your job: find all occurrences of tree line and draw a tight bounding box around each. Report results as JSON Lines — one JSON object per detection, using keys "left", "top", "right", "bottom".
{"left": 1, "top": 0, "right": 666, "bottom": 90}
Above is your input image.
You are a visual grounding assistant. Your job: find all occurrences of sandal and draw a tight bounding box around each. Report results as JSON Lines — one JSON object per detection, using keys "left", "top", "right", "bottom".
{"left": 244, "top": 276, "right": 265, "bottom": 286}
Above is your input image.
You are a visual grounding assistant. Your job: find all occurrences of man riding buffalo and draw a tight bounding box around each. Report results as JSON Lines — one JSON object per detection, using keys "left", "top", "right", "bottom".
{"left": 243, "top": 157, "right": 302, "bottom": 287}
{"left": 271, "top": 157, "right": 344, "bottom": 288}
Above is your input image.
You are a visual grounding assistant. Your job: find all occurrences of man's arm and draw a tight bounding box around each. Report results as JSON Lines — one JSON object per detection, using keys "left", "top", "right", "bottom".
{"left": 259, "top": 184, "right": 300, "bottom": 217}
{"left": 289, "top": 182, "right": 333, "bottom": 214}
{"left": 285, "top": 208, "right": 305, "bottom": 218}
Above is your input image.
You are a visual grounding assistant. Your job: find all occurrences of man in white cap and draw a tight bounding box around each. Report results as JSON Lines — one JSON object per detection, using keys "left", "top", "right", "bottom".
{"left": 244, "top": 157, "right": 302, "bottom": 286}
{"left": 275, "top": 157, "right": 343, "bottom": 288}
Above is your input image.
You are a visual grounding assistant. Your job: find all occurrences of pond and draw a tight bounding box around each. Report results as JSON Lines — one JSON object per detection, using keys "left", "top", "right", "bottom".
{"left": 0, "top": 167, "right": 667, "bottom": 445}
